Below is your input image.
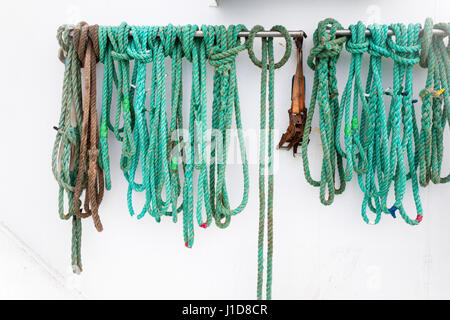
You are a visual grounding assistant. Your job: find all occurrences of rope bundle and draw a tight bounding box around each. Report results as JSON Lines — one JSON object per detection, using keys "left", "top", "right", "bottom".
{"left": 302, "top": 18, "right": 449, "bottom": 226}
{"left": 55, "top": 23, "right": 260, "bottom": 274}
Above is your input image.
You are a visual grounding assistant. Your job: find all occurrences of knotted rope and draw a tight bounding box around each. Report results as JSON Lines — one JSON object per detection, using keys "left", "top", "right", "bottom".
{"left": 181, "top": 25, "right": 214, "bottom": 248}
{"left": 248, "top": 25, "right": 292, "bottom": 300}
{"left": 337, "top": 21, "right": 368, "bottom": 182}
{"left": 359, "top": 23, "right": 391, "bottom": 224}
{"left": 302, "top": 18, "right": 347, "bottom": 205}
{"left": 208, "top": 25, "right": 250, "bottom": 228}
{"left": 125, "top": 26, "right": 154, "bottom": 218}
{"left": 53, "top": 25, "right": 83, "bottom": 273}
{"left": 72, "top": 22, "right": 105, "bottom": 232}
{"left": 418, "top": 18, "right": 450, "bottom": 185}
{"left": 384, "top": 23, "right": 423, "bottom": 225}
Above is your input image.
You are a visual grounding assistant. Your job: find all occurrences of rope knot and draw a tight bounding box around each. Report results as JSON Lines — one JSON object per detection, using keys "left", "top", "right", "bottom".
{"left": 73, "top": 22, "right": 100, "bottom": 66}
{"left": 127, "top": 26, "right": 153, "bottom": 63}
{"left": 387, "top": 23, "right": 421, "bottom": 66}
{"left": 307, "top": 18, "right": 346, "bottom": 70}
{"left": 345, "top": 22, "right": 369, "bottom": 54}
{"left": 208, "top": 45, "right": 243, "bottom": 73}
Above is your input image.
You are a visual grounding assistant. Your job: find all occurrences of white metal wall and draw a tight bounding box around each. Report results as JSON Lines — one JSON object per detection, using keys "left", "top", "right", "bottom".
{"left": 0, "top": 0, "right": 449, "bottom": 299}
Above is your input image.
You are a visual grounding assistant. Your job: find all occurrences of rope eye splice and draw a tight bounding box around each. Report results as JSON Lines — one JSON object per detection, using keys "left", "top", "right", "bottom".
{"left": 247, "top": 25, "right": 292, "bottom": 300}
{"left": 277, "top": 33, "right": 309, "bottom": 157}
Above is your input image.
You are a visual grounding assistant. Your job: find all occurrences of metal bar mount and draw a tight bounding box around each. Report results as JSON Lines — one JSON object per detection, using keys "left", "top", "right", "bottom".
{"left": 67, "top": 27, "right": 446, "bottom": 38}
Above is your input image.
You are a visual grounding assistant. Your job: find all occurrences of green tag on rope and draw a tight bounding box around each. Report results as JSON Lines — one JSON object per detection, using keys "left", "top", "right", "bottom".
{"left": 170, "top": 156, "right": 178, "bottom": 171}
{"left": 123, "top": 97, "right": 130, "bottom": 111}
{"left": 100, "top": 123, "right": 107, "bottom": 138}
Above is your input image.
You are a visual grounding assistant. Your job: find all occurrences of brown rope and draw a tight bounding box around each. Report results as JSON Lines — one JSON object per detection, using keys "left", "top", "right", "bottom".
{"left": 72, "top": 21, "right": 104, "bottom": 232}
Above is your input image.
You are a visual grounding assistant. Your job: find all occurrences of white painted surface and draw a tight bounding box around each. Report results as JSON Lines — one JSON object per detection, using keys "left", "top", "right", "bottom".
{"left": 0, "top": 0, "right": 449, "bottom": 299}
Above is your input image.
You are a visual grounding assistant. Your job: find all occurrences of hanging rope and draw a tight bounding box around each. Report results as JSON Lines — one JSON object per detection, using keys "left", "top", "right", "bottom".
{"left": 383, "top": 23, "right": 423, "bottom": 225}
{"left": 53, "top": 25, "right": 83, "bottom": 273}
{"left": 247, "top": 25, "right": 291, "bottom": 300}
{"left": 164, "top": 24, "right": 186, "bottom": 223}
{"left": 418, "top": 18, "right": 450, "bottom": 185}
{"left": 302, "top": 18, "right": 347, "bottom": 205}
{"left": 336, "top": 21, "right": 368, "bottom": 182}
{"left": 208, "top": 25, "right": 250, "bottom": 228}
{"left": 181, "top": 25, "right": 214, "bottom": 248}
{"left": 359, "top": 23, "right": 391, "bottom": 224}
{"left": 124, "top": 26, "right": 154, "bottom": 218}
{"left": 72, "top": 22, "right": 105, "bottom": 232}
{"left": 109, "top": 22, "right": 136, "bottom": 178}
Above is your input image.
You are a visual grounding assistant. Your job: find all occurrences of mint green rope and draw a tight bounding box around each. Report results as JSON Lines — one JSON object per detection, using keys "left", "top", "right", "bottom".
{"left": 181, "top": 24, "right": 213, "bottom": 247}
{"left": 208, "top": 25, "right": 250, "bottom": 228}
{"left": 248, "top": 25, "right": 292, "bottom": 300}
{"left": 383, "top": 23, "right": 423, "bottom": 225}
{"left": 359, "top": 23, "right": 391, "bottom": 224}
{"left": 336, "top": 21, "right": 368, "bottom": 182}
{"left": 302, "top": 18, "right": 347, "bottom": 206}
{"left": 53, "top": 25, "right": 83, "bottom": 273}
{"left": 125, "top": 26, "right": 153, "bottom": 218}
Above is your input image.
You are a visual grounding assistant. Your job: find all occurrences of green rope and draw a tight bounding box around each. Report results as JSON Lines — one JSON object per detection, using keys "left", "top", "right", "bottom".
{"left": 247, "top": 25, "right": 291, "bottom": 300}
{"left": 383, "top": 23, "right": 423, "bottom": 225}
{"left": 336, "top": 21, "right": 368, "bottom": 182}
{"left": 418, "top": 19, "right": 450, "bottom": 185}
{"left": 163, "top": 24, "right": 186, "bottom": 223}
{"left": 98, "top": 26, "right": 122, "bottom": 191}
{"left": 53, "top": 25, "right": 83, "bottom": 273}
{"left": 108, "top": 22, "right": 136, "bottom": 178}
{"left": 359, "top": 23, "right": 391, "bottom": 224}
{"left": 302, "top": 18, "right": 347, "bottom": 205}
{"left": 125, "top": 26, "right": 154, "bottom": 218}
{"left": 208, "top": 25, "right": 250, "bottom": 228}
{"left": 181, "top": 25, "right": 213, "bottom": 248}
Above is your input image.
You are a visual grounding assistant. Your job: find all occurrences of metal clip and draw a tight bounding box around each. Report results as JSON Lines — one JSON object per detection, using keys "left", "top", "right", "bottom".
{"left": 277, "top": 32, "right": 309, "bottom": 157}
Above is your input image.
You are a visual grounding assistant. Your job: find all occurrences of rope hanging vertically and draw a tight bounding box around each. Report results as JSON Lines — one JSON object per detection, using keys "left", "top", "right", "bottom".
{"left": 418, "top": 18, "right": 450, "bottom": 185}
{"left": 72, "top": 22, "right": 105, "bottom": 232}
{"left": 302, "top": 18, "right": 347, "bottom": 205}
{"left": 383, "top": 23, "right": 423, "bottom": 225}
{"left": 247, "top": 25, "right": 292, "bottom": 300}
{"left": 359, "top": 23, "right": 391, "bottom": 224}
{"left": 208, "top": 25, "right": 250, "bottom": 228}
{"left": 53, "top": 25, "right": 83, "bottom": 273}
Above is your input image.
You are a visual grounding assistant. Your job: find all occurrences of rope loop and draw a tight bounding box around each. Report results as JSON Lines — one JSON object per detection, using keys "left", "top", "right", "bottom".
{"left": 127, "top": 26, "right": 152, "bottom": 63}
{"left": 73, "top": 22, "right": 100, "bottom": 66}
{"left": 367, "top": 24, "right": 390, "bottom": 57}
{"left": 387, "top": 23, "right": 421, "bottom": 65}
{"left": 307, "top": 18, "right": 346, "bottom": 70}
{"left": 111, "top": 22, "right": 131, "bottom": 61}
{"left": 57, "top": 24, "right": 74, "bottom": 59}
{"left": 181, "top": 24, "right": 198, "bottom": 62}
{"left": 247, "top": 25, "right": 292, "bottom": 69}
{"left": 160, "top": 23, "right": 177, "bottom": 57}
{"left": 345, "top": 21, "right": 369, "bottom": 54}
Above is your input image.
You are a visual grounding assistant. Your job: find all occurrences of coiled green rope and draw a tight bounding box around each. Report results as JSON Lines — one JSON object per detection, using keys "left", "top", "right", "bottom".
{"left": 248, "top": 25, "right": 292, "bottom": 300}
{"left": 302, "top": 18, "right": 347, "bottom": 206}
{"left": 53, "top": 25, "right": 83, "bottom": 273}
{"left": 418, "top": 18, "right": 450, "bottom": 185}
